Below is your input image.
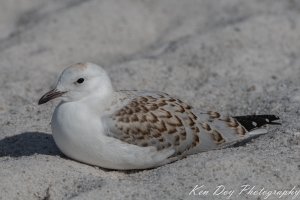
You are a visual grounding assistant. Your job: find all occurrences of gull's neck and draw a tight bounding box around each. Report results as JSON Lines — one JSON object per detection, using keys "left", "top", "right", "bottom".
{"left": 79, "top": 86, "right": 114, "bottom": 114}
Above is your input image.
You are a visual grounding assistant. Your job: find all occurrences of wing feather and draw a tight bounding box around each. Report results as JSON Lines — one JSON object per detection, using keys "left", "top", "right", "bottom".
{"left": 102, "top": 91, "right": 279, "bottom": 160}
{"left": 103, "top": 92, "right": 203, "bottom": 158}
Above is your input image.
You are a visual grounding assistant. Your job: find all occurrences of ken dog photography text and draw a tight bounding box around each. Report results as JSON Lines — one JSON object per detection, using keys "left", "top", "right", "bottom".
{"left": 189, "top": 184, "right": 300, "bottom": 199}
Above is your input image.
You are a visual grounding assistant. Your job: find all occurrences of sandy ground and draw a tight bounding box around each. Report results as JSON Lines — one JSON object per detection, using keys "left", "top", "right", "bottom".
{"left": 0, "top": 0, "right": 300, "bottom": 199}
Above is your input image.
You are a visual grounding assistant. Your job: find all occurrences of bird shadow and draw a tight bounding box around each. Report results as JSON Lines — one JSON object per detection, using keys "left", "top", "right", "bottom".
{"left": 0, "top": 132, "right": 154, "bottom": 173}
{"left": 0, "top": 132, "right": 62, "bottom": 157}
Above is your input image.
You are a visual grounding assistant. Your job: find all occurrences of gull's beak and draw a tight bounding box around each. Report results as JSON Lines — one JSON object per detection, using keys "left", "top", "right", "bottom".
{"left": 38, "top": 89, "right": 67, "bottom": 105}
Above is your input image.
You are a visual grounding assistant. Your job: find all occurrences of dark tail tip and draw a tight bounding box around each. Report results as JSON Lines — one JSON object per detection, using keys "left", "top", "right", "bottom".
{"left": 232, "top": 115, "right": 280, "bottom": 131}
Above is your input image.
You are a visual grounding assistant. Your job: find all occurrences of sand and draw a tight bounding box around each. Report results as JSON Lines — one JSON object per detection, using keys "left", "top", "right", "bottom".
{"left": 0, "top": 0, "right": 300, "bottom": 199}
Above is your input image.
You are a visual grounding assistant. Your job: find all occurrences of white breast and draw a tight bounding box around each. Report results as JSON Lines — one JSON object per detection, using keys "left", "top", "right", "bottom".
{"left": 51, "top": 101, "right": 174, "bottom": 170}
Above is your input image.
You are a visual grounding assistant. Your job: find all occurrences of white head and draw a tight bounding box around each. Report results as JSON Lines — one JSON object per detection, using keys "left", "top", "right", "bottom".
{"left": 38, "top": 63, "right": 113, "bottom": 104}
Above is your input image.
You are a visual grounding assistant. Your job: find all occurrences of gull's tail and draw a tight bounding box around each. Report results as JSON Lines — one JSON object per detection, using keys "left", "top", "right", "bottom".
{"left": 232, "top": 114, "right": 280, "bottom": 136}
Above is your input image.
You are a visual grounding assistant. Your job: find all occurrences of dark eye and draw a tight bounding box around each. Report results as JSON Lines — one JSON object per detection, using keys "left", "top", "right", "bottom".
{"left": 76, "top": 78, "right": 85, "bottom": 84}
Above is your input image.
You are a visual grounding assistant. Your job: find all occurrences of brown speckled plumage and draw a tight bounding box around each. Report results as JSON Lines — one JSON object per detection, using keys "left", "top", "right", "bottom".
{"left": 101, "top": 90, "right": 279, "bottom": 163}
{"left": 110, "top": 93, "right": 198, "bottom": 157}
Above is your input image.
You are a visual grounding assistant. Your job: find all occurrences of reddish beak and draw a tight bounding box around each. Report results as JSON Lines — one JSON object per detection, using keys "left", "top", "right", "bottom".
{"left": 38, "top": 89, "right": 66, "bottom": 105}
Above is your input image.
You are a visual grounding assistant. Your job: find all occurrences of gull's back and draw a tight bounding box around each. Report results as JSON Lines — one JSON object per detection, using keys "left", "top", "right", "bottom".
{"left": 102, "top": 90, "right": 279, "bottom": 166}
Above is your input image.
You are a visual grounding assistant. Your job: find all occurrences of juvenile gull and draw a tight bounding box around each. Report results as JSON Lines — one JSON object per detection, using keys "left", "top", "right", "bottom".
{"left": 38, "top": 63, "right": 280, "bottom": 170}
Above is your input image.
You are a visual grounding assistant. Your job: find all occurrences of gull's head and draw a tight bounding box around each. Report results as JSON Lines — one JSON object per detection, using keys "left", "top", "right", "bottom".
{"left": 38, "top": 63, "right": 113, "bottom": 104}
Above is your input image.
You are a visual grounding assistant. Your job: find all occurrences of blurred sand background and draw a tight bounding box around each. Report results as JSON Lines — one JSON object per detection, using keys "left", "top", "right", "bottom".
{"left": 0, "top": 0, "right": 300, "bottom": 199}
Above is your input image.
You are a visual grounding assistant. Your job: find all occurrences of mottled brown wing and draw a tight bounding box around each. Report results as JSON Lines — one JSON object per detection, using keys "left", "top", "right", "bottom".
{"left": 103, "top": 92, "right": 202, "bottom": 157}
{"left": 103, "top": 91, "right": 266, "bottom": 159}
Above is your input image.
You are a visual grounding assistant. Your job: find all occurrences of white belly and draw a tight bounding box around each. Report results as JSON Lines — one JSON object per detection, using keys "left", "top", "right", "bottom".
{"left": 51, "top": 101, "right": 174, "bottom": 170}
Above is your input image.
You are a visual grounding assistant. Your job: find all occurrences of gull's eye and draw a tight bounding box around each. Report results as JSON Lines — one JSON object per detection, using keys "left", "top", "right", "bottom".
{"left": 76, "top": 78, "right": 85, "bottom": 84}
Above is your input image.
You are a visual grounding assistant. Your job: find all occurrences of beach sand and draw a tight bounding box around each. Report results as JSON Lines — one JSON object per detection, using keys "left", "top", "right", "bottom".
{"left": 0, "top": 0, "right": 299, "bottom": 199}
